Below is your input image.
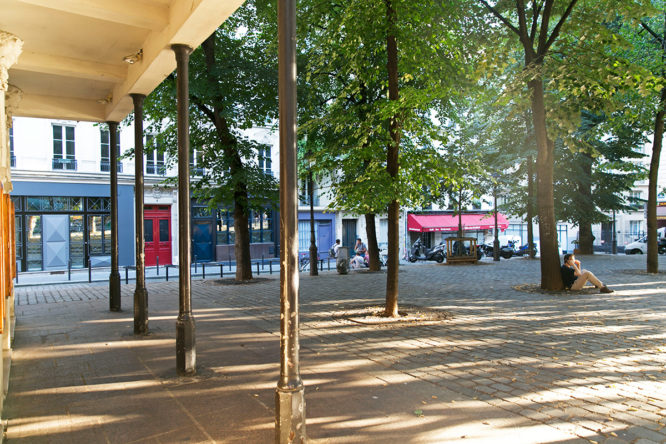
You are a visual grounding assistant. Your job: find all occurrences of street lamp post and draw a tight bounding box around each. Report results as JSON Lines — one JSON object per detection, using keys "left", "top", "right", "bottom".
{"left": 492, "top": 174, "right": 500, "bottom": 262}
{"left": 309, "top": 168, "right": 318, "bottom": 276}
{"left": 612, "top": 209, "right": 617, "bottom": 254}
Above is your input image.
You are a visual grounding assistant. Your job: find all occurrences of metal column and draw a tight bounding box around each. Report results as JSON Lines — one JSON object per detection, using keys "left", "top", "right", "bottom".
{"left": 172, "top": 44, "right": 196, "bottom": 376}
{"left": 108, "top": 121, "right": 121, "bottom": 311}
{"left": 131, "top": 93, "right": 149, "bottom": 335}
{"left": 308, "top": 170, "right": 318, "bottom": 276}
{"left": 275, "top": 0, "right": 306, "bottom": 441}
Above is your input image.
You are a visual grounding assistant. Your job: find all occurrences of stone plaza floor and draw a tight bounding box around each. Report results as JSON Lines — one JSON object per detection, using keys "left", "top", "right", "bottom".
{"left": 4, "top": 254, "right": 666, "bottom": 443}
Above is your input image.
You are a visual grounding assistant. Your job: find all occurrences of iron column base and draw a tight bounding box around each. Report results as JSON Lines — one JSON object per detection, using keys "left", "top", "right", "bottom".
{"left": 176, "top": 316, "right": 196, "bottom": 376}
{"left": 109, "top": 271, "right": 121, "bottom": 311}
{"left": 275, "top": 386, "right": 306, "bottom": 443}
{"left": 133, "top": 287, "right": 149, "bottom": 335}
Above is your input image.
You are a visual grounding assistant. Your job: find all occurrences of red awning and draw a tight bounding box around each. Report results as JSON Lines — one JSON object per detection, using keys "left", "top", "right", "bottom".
{"left": 407, "top": 213, "right": 509, "bottom": 233}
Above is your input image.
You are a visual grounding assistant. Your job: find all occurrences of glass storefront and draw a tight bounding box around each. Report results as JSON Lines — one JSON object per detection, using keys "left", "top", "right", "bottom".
{"left": 215, "top": 209, "right": 272, "bottom": 245}
{"left": 13, "top": 196, "right": 111, "bottom": 271}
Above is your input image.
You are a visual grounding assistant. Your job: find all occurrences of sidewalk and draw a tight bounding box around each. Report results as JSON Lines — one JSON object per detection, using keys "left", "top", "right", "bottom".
{"left": 5, "top": 255, "right": 666, "bottom": 443}
{"left": 13, "top": 256, "right": 328, "bottom": 287}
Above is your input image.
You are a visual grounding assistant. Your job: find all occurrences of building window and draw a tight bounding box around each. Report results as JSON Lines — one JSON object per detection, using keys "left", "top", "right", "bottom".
{"left": 190, "top": 150, "right": 205, "bottom": 176}
{"left": 215, "top": 209, "right": 272, "bottom": 245}
{"left": 298, "top": 220, "right": 319, "bottom": 252}
{"left": 52, "top": 124, "right": 77, "bottom": 170}
{"left": 14, "top": 195, "right": 110, "bottom": 271}
{"left": 258, "top": 147, "right": 272, "bottom": 176}
{"left": 299, "top": 179, "right": 319, "bottom": 206}
{"left": 9, "top": 126, "right": 15, "bottom": 167}
{"left": 630, "top": 220, "right": 643, "bottom": 238}
{"left": 100, "top": 128, "right": 122, "bottom": 173}
{"left": 216, "top": 210, "right": 234, "bottom": 245}
{"left": 146, "top": 134, "right": 166, "bottom": 175}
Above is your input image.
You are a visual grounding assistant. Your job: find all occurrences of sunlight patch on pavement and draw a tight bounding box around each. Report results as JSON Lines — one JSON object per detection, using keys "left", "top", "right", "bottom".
{"left": 8, "top": 414, "right": 132, "bottom": 438}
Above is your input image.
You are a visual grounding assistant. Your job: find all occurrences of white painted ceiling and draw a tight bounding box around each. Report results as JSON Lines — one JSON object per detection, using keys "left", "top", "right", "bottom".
{"left": 2, "top": 0, "right": 246, "bottom": 122}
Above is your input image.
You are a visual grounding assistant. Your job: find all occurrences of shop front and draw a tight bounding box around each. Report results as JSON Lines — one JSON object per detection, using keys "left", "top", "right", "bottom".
{"left": 407, "top": 211, "right": 509, "bottom": 247}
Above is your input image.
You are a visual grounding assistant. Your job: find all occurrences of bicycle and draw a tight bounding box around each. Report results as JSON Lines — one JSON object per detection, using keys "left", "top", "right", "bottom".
{"left": 299, "top": 254, "right": 310, "bottom": 272}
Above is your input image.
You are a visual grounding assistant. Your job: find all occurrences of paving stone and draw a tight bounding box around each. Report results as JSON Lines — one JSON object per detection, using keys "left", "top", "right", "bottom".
{"left": 8, "top": 255, "right": 666, "bottom": 443}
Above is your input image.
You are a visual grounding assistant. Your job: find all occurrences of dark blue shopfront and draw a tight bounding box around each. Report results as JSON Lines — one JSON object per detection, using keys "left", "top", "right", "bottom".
{"left": 11, "top": 181, "right": 135, "bottom": 271}
{"left": 297, "top": 212, "right": 335, "bottom": 259}
{"left": 191, "top": 200, "right": 279, "bottom": 262}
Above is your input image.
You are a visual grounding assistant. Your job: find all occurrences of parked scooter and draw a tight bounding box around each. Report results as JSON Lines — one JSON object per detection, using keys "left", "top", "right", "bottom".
{"left": 409, "top": 238, "right": 445, "bottom": 263}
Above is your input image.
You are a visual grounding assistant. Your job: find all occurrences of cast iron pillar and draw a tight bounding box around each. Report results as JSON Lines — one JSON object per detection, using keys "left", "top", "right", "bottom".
{"left": 172, "top": 44, "right": 196, "bottom": 376}
{"left": 108, "top": 121, "right": 121, "bottom": 311}
{"left": 275, "top": 0, "right": 306, "bottom": 441}
{"left": 132, "top": 93, "right": 149, "bottom": 335}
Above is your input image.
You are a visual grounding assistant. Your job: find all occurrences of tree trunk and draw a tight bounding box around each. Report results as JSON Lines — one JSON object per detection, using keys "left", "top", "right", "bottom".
{"left": 385, "top": 0, "right": 400, "bottom": 317}
{"left": 578, "top": 223, "right": 594, "bottom": 254}
{"left": 529, "top": 78, "right": 564, "bottom": 290}
{"left": 365, "top": 213, "right": 381, "bottom": 271}
{"left": 577, "top": 153, "right": 594, "bottom": 254}
{"left": 202, "top": 33, "right": 253, "bottom": 281}
{"left": 526, "top": 155, "right": 535, "bottom": 258}
{"left": 234, "top": 189, "right": 253, "bottom": 281}
{"left": 647, "top": 86, "right": 666, "bottom": 273}
{"left": 457, "top": 189, "right": 463, "bottom": 238}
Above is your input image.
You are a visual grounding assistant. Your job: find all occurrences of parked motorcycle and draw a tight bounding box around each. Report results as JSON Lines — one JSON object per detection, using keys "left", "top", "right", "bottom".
{"left": 481, "top": 243, "right": 514, "bottom": 259}
{"left": 509, "top": 241, "right": 538, "bottom": 257}
{"left": 659, "top": 238, "right": 666, "bottom": 255}
{"left": 409, "top": 238, "right": 445, "bottom": 263}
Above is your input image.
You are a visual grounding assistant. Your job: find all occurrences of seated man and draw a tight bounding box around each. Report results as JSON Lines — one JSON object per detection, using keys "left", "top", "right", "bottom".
{"left": 351, "top": 253, "right": 365, "bottom": 269}
{"left": 561, "top": 254, "right": 614, "bottom": 293}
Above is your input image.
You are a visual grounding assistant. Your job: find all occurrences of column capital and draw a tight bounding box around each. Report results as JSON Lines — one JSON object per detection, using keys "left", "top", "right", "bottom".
{"left": 0, "top": 32, "right": 23, "bottom": 92}
{"left": 5, "top": 84, "right": 23, "bottom": 123}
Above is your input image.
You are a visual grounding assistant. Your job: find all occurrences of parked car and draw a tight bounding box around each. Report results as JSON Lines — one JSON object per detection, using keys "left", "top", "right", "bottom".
{"left": 625, "top": 231, "right": 666, "bottom": 255}
{"left": 625, "top": 236, "right": 647, "bottom": 255}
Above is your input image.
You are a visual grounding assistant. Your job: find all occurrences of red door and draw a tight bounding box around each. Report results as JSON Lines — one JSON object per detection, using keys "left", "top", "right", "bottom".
{"left": 144, "top": 206, "right": 172, "bottom": 266}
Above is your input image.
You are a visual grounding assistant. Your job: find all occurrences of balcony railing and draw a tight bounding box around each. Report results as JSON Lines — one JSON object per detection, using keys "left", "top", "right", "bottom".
{"left": 146, "top": 163, "right": 166, "bottom": 176}
{"left": 190, "top": 164, "right": 205, "bottom": 176}
{"left": 10, "top": 155, "right": 15, "bottom": 167}
{"left": 299, "top": 194, "right": 320, "bottom": 207}
{"left": 52, "top": 158, "right": 77, "bottom": 171}
{"left": 100, "top": 160, "right": 123, "bottom": 173}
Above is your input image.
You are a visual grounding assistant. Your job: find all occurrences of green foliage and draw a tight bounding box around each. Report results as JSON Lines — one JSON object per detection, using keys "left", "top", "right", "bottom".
{"left": 140, "top": 0, "right": 279, "bottom": 214}
{"left": 553, "top": 110, "right": 648, "bottom": 226}
{"left": 477, "top": 0, "right": 659, "bottom": 147}
{"left": 299, "top": 0, "right": 477, "bottom": 216}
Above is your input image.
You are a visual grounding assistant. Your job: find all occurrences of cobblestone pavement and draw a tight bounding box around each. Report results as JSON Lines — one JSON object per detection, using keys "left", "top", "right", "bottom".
{"left": 7, "top": 255, "right": 666, "bottom": 443}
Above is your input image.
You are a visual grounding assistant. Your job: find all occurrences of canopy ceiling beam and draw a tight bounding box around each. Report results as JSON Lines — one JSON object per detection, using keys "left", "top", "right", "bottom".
{"left": 16, "top": 52, "right": 126, "bottom": 83}
{"left": 18, "top": 93, "right": 105, "bottom": 122}
{"left": 14, "top": 0, "right": 168, "bottom": 30}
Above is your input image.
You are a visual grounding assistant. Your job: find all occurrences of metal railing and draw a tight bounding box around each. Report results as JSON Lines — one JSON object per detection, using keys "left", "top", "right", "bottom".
{"left": 100, "top": 160, "right": 123, "bottom": 173}
{"left": 146, "top": 163, "right": 166, "bottom": 175}
{"left": 190, "top": 165, "right": 205, "bottom": 176}
{"left": 52, "top": 158, "right": 77, "bottom": 170}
